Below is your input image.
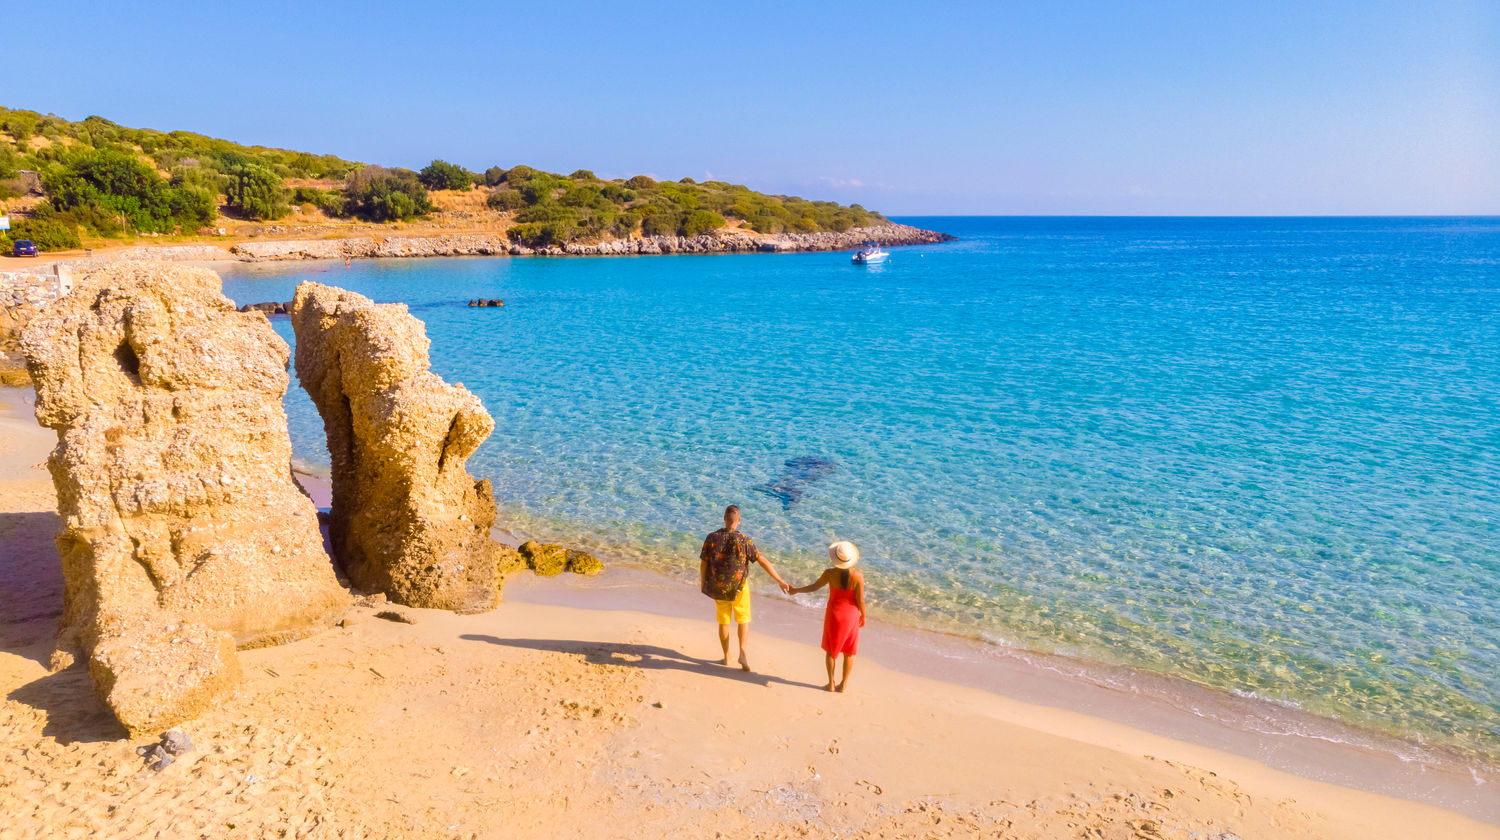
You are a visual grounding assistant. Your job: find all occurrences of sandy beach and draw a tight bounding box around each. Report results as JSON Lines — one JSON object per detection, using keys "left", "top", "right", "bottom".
{"left": 1, "top": 386, "right": 1495, "bottom": 840}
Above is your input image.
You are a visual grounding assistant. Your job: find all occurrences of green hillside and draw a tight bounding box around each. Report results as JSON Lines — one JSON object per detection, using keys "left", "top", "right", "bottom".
{"left": 0, "top": 107, "right": 883, "bottom": 252}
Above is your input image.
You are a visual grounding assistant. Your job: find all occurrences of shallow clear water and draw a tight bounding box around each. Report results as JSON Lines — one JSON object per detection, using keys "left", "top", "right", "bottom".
{"left": 220, "top": 217, "right": 1500, "bottom": 764}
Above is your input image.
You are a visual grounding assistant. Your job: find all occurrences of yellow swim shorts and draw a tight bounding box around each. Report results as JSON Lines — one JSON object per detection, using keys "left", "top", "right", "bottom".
{"left": 715, "top": 586, "right": 751, "bottom": 625}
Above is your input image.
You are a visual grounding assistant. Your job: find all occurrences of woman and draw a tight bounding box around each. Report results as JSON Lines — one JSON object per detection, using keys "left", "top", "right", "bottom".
{"left": 789, "top": 541, "right": 866, "bottom": 692}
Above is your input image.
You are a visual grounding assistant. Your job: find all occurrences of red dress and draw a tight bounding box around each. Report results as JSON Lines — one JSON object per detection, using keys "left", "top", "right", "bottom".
{"left": 821, "top": 574, "right": 862, "bottom": 656}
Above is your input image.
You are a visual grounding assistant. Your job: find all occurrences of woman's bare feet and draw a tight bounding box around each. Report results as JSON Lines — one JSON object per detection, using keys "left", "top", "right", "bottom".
{"left": 835, "top": 682, "right": 847, "bottom": 693}
{"left": 823, "top": 682, "right": 836, "bottom": 692}
{"left": 738, "top": 652, "right": 752, "bottom": 672}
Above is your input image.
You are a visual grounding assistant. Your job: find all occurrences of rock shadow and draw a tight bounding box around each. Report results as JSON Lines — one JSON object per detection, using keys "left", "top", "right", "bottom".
{"left": 459, "top": 635, "right": 824, "bottom": 691}
{"left": 0, "top": 510, "right": 64, "bottom": 668}
{"left": 7, "top": 665, "right": 128, "bottom": 744}
{"left": 0, "top": 510, "right": 124, "bottom": 743}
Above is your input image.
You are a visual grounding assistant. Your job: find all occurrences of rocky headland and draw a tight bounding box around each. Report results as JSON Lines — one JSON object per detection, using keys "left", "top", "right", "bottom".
{"left": 226, "top": 221, "right": 953, "bottom": 260}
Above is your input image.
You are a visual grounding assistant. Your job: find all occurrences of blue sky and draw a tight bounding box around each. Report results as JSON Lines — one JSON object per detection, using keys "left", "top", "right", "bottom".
{"left": 9, "top": 0, "right": 1498, "bottom": 214}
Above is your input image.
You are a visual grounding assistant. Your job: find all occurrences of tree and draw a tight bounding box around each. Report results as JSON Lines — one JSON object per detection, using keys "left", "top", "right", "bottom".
{"left": 344, "top": 166, "right": 433, "bottom": 221}
{"left": 624, "top": 175, "right": 657, "bottom": 190}
{"left": 224, "top": 163, "right": 289, "bottom": 220}
{"left": 482, "top": 166, "right": 507, "bottom": 187}
{"left": 419, "top": 160, "right": 475, "bottom": 191}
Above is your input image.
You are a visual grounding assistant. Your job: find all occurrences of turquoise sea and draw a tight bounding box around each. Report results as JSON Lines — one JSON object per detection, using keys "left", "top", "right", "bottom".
{"left": 220, "top": 217, "right": 1500, "bottom": 769}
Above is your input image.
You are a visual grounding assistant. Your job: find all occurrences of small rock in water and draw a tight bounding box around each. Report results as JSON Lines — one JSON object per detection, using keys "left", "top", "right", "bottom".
{"left": 519, "top": 541, "right": 569, "bottom": 577}
{"left": 565, "top": 549, "right": 603, "bottom": 576}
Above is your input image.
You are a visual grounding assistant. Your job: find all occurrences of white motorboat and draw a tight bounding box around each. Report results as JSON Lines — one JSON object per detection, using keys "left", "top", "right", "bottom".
{"left": 852, "top": 242, "right": 889, "bottom": 264}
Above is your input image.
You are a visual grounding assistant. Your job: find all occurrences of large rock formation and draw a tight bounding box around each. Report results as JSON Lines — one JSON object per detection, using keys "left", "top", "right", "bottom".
{"left": 20, "top": 261, "right": 349, "bottom": 734}
{"left": 291, "top": 282, "right": 501, "bottom": 612}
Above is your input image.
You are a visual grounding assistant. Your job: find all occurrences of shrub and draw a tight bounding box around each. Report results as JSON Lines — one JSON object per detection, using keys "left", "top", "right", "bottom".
{"left": 611, "top": 210, "right": 642, "bottom": 238}
{"left": 486, "top": 189, "right": 525, "bottom": 211}
{"left": 43, "top": 147, "right": 210, "bottom": 233}
{"left": 568, "top": 169, "right": 597, "bottom": 180}
{"left": 9, "top": 217, "right": 81, "bottom": 250}
{"left": 224, "top": 163, "right": 289, "bottom": 220}
{"left": 559, "top": 184, "right": 606, "bottom": 209}
{"left": 418, "top": 159, "right": 475, "bottom": 191}
{"left": 640, "top": 207, "right": 681, "bottom": 237}
{"left": 171, "top": 163, "right": 224, "bottom": 195}
{"left": 624, "top": 175, "right": 657, "bottom": 190}
{"left": 32, "top": 202, "right": 123, "bottom": 238}
{"left": 517, "top": 175, "right": 561, "bottom": 204}
{"left": 1, "top": 111, "right": 38, "bottom": 142}
{"left": 292, "top": 186, "right": 346, "bottom": 215}
{"left": 600, "top": 185, "right": 635, "bottom": 203}
{"left": 514, "top": 202, "right": 579, "bottom": 226}
{"left": 344, "top": 166, "right": 432, "bottom": 221}
{"left": 0, "top": 145, "right": 19, "bottom": 180}
{"left": 681, "top": 209, "right": 726, "bottom": 236}
{"left": 507, "top": 220, "right": 578, "bottom": 248}
{"left": 482, "top": 166, "right": 507, "bottom": 187}
{"left": 504, "top": 165, "right": 539, "bottom": 182}
{"left": 168, "top": 186, "right": 217, "bottom": 228}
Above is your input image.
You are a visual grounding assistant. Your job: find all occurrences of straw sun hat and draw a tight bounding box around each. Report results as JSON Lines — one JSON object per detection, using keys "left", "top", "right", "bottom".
{"left": 828, "top": 541, "right": 860, "bottom": 569}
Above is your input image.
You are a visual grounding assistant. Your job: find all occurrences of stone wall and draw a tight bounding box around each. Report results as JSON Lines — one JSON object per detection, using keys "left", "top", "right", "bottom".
{"left": 0, "top": 263, "right": 75, "bottom": 308}
{"left": 0, "top": 265, "right": 74, "bottom": 386}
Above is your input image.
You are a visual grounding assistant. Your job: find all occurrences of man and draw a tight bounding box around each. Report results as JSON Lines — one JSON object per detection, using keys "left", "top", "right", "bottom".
{"left": 700, "top": 505, "right": 790, "bottom": 671}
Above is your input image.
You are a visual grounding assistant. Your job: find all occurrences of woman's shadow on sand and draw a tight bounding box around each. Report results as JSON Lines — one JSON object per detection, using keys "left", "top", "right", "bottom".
{"left": 459, "top": 635, "right": 825, "bottom": 691}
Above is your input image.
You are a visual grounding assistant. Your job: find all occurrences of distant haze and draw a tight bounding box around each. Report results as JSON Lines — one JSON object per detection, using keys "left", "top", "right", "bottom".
{"left": 11, "top": 0, "right": 1498, "bottom": 215}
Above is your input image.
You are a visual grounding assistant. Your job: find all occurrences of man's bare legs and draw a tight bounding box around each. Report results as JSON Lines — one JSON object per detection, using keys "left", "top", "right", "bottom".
{"left": 718, "top": 622, "right": 752, "bottom": 671}
{"left": 836, "top": 655, "right": 855, "bottom": 692}
{"left": 824, "top": 653, "right": 836, "bottom": 691}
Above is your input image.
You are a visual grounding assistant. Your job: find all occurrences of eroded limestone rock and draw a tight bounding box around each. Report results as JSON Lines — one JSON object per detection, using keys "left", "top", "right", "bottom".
{"left": 518, "top": 541, "right": 603, "bottom": 577}
{"left": 290, "top": 282, "right": 500, "bottom": 612}
{"left": 21, "top": 261, "right": 349, "bottom": 733}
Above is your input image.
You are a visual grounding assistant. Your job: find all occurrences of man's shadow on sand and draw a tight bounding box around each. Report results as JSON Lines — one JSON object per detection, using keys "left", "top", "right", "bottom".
{"left": 459, "top": 635, "right": 825, "bottom": 691}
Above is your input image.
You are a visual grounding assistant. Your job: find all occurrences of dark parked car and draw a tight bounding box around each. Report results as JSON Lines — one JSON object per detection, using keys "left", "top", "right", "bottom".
{"left": 11, "top": 240, "right": 38, "bottom": 257}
